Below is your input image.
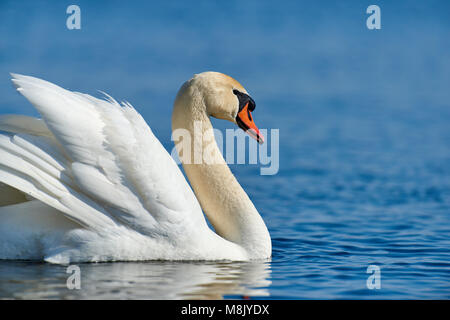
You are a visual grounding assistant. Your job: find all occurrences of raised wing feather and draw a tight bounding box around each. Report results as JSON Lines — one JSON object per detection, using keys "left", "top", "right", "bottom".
{"left": 0, "top": 132, "right": 117, "bottom": 229}
{"left": 5, "top": 74, "right": 206, "bottom": 238}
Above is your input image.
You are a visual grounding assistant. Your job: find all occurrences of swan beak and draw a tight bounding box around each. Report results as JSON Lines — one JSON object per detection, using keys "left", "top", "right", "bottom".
{"left": 236, "top": 103, "right": 264, "bottom": 144}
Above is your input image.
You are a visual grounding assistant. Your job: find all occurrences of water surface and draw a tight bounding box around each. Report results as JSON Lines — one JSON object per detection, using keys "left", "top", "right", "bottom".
{"left": 0, "top": 0, "right": 449, "bottom": 299}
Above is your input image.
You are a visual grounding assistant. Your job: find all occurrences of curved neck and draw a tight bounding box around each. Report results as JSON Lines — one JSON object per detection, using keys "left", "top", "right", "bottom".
{"left": 172, "top": 82, "right": 271, "bottom": 259}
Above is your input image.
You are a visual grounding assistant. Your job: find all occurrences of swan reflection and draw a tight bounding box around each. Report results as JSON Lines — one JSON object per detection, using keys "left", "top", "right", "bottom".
{"left": 0, "top": 260, "right": 271, "bottom": 299}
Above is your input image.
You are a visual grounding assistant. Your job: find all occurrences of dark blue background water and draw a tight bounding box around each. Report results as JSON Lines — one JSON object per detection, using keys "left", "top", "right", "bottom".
{"left": 0, "top": 0, "right": 449, "bottom": 299}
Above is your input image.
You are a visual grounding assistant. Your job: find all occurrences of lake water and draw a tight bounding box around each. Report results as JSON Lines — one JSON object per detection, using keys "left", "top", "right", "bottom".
{"left": 0, "top": 1, "right": 449, "bottom": 299}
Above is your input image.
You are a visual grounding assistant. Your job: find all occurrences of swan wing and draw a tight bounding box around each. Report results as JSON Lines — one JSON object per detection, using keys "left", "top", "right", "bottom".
{"left": 6, "top": 74, "right": 206, "bottom": 238}
{"left": 0, "top": 131, "right": 117, "bottom": 229}
{"left": 0, "top": 114, "right": 52, "bottom": 137}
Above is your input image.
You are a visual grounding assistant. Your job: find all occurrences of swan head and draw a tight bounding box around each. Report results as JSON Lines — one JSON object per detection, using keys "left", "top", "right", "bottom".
{"left": 189, "top": 72, "right": 264, "bottom": 144}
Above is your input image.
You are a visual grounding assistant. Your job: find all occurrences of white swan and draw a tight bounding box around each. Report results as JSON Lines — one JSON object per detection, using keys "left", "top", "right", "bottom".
{"left": 0, "top": 72, "right": 271, "bottom": 263}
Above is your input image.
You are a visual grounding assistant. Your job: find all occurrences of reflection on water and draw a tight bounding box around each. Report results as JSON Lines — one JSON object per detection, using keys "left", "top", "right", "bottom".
{"left": 0, "top": 260, "right": 271, "bottom": 299}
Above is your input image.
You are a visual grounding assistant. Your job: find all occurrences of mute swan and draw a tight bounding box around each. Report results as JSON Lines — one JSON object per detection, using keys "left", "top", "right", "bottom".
{"left": 0, "top": 72, "right": 271, "bottom": 263}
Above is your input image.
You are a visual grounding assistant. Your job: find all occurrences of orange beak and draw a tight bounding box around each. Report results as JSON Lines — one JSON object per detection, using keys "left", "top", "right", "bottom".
{"left": 236, "top": 102, "right": 264, "bottom": 144}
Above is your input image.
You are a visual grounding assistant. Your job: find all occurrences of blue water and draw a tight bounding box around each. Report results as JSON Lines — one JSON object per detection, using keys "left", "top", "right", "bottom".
{"left": 0, "top": 0, "right": 449, "bottom": 299}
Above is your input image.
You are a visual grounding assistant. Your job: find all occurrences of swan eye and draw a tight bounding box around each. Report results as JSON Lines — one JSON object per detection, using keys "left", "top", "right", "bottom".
{"left": 233, "top": 89, "right": 256, "bottom": 112}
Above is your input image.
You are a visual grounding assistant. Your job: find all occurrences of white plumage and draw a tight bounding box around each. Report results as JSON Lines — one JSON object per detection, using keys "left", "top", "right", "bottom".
{"left": 0, "top": 73, "right": 271, "bottom": 263}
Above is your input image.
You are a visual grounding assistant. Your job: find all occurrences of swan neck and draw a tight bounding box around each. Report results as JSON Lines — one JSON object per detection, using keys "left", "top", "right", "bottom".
{"left": 171, "top": 83, "right": 271, "bottom": 259}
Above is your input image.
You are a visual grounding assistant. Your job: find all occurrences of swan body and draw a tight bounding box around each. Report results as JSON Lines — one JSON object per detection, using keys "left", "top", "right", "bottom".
{"left": 0, "top": 72, "right": 271, "bottom": 263}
